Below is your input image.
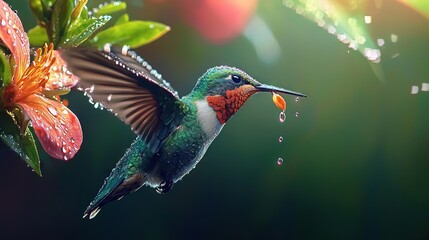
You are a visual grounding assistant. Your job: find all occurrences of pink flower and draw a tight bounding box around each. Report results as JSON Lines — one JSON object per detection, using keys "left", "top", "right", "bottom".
{"left": 149, "top": 0, "right": 258, "bottom": 44}
{"left": 0, "top": 0, "right": 82, "bottom": 160}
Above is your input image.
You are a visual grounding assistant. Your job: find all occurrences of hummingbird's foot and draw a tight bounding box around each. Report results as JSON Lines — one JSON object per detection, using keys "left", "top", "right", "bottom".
{"left": 156, "top": 180, "right": 174, "bottom": 194}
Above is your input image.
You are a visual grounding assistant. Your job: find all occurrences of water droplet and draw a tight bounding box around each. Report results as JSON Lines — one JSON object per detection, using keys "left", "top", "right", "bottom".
{"left": 62, "top": 146, "right": 67, "bottom": 154}
{"left": 1, "top": 19, "right": 5, "bottom": 26}
{"left": 295, "top": 97, "right": 299, "bottom": 102}
{"left": 277, "top": 158, "right": 284, "bottom": 165}
{"left": 47, "top": 106, "right": 58, "bottom": 116}
{"left": 107, "top": 94, "right": 112, "bottom": 101}
{"left": 278, "top": 136, "right": 283, "bottom": 143}
{"left": 94, "top": 102, "right": 99, "bottom": 109}
{"left": 411, "top": 85, "right": 419, "bottom": 94}
{"left": 279, "top": 112, "right": 286, "bottom": 123}
{"left": 70, "top": 137, "right": 75, "bottom": 143}
{"left": 364, "top": 15, "right": 372, "bottom": 24}
{"left": 391, "top": 34, "right": 398, "bottom": 43}
{"left": 295, "top": 112, "right": 300, "bottom": 117}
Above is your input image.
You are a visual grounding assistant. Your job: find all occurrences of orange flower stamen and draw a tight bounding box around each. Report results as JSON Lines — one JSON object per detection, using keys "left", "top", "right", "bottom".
{"left": 3, "top": 43, "right": 56, "bottom": 107}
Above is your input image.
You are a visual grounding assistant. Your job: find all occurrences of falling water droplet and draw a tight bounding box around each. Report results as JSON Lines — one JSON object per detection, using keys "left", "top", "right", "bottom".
{"left": 277, "top": 158, "right": 284, "bottom": 165}
{"left": 278, "top": 136, "right": 283, "bottom": 143}
{"left": 295, "top": 112, "right": 300, "bottom": 117}
{"left": 279, "top": 112, "right": 286, "bottom": 123}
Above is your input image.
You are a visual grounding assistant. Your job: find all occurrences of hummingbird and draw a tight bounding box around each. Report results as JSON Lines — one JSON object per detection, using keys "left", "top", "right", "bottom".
{"left": 61, "top": 46, "right": 306, "bottom": 219}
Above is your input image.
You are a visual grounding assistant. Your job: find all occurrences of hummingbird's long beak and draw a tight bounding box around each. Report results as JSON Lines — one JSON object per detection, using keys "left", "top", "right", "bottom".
{"left": 255, "top": 84, "right": 307, "bottom": 97}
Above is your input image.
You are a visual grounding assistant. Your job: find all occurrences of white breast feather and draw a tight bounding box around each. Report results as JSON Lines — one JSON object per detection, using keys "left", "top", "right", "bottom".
{"left": 195, "top": 99, "right": 224, "bottom": 140}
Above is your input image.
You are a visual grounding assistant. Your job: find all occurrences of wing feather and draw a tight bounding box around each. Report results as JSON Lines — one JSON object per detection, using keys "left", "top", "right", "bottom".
{"left": 61, "top": 48, "right": 184, "bottom": 152}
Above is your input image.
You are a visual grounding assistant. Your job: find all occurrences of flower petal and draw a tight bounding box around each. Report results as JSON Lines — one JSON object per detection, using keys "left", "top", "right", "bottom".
{"left": 272, "top": 92, "right": 286, "bottom": 112}
{"left": 0, "top": 0, "right": 30, "bottom": 80}
{"left": 18, "top": 94, "right": 83, "bottom": 160}
{"left": 44, "top": 50, "right": 79, "bottom": 91}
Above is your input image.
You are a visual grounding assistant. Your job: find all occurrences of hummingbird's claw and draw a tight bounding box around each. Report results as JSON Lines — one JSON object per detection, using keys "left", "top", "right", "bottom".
{"left": 156, "top": 180, "right": 174, "bottom": 194}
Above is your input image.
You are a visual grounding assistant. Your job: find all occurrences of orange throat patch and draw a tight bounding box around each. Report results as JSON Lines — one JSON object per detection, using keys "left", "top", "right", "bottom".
{"left": 206, "top": 85, "right": 257, "bottom": 124}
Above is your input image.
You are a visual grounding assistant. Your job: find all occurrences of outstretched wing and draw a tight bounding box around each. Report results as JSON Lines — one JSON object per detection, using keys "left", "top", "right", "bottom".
{"left": 61, "top": 47, "right": 184, "bottom": 152}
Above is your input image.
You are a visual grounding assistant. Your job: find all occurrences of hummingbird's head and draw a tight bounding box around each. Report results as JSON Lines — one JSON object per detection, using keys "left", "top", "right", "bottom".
{"left": 188, "top": 66, "right": 306, "bottom": 124}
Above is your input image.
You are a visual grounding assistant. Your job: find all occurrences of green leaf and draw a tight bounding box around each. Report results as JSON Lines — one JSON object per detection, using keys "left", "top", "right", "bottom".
{"left": 92, "top": 21, "right": 170, "bottom": 48}
{"left": 94, "top": 1, "right": 127, "bottom": 17}
{"left": 29, "top": 0, "right": 46, "bottom": 24}
{"left": 49, "top": 0, "right": 74, "bottom": 46}
{"left": 114, "top": 13, "right": 129, "bottom": 26}
{"left": 63, "top": 15, "right": 111, "bottom": 47}
{"left": 71, "top": 0, "right": 88, "bottom": 22}
{"left": 0, "top": 111, "right": 41, "bottom": 176}
{"left": 28, "top": 25, "right": 49, "bottom": 47}
{"left": 0, "top": 49, "right": 11, "bottom": 87}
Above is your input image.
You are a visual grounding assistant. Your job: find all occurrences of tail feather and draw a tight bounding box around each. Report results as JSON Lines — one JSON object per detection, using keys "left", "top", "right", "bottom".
{"left": 84, "top": 173, "right": 146, "bottom": 218}
{"left": 83, "top": 137, "right": 151, "bottom": 219}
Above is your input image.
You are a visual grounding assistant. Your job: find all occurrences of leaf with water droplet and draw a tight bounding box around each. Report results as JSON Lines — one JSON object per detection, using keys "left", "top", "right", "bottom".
{"left": 283, "top": 0, "right": 384, "bottom": 81}
{"left": 93, "top": 1, "right": 127, "bottom": 17}
{"left": 0, "top": 111, "right": 41, "bottom": 176}
{"left": 63, "top": 15, "right": 111, "bottom": 47}
{"left": 50, "top": 0, "right": 73, "bottom": 45}
{"left": 272, "top": 92, "right": 286, "bottom": 111}
{"left": 0, "top": 49, "right": 12, "bottom": 87}
{"left": 28, "top": 25, "right": 49, "bottom": 47}
{"left": 91, "top": 21, "right": 170, "bottom": 48}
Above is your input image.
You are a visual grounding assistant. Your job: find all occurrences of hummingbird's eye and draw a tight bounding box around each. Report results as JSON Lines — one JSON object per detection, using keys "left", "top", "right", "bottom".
{"left": 231, "top": 75, "right": 242, "bottom": 84}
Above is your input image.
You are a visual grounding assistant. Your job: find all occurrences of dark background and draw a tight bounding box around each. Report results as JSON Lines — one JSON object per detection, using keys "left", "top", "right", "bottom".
{"left": 1, "top": 0, "right": 429, "bottom": 239}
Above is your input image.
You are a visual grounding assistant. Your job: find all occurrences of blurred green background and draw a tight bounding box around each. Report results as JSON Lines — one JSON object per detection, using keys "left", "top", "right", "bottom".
{"left": 1, "top": 0, "right": 429, "bottom": 239}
